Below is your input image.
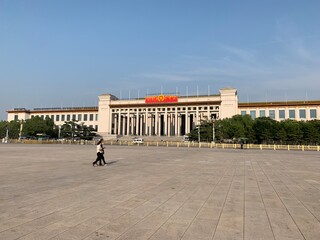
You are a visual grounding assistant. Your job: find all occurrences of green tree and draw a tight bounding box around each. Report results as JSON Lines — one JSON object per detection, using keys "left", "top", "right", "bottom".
{"left": 23, "top": 116, "right": 58, "bottom": 138}
{"left": 282, "top": 120, "right": 303, "bottom": 144}
{"left": 78, "top": 123, "right": 96, "bottom": 140}
{"left": 60, "top": 120, "right": 96, "bottom": 140}
{"left": 303, "top": 120, "right": 320, "bottom": 145}
{"left": 252, "top": 117, "right": 277, "bottom": 144}
{"left": 223, "top": 115, "right": 254, "bottom": 142}
{"left": 275, "top": 122, "right": 287, "bottom": 144}
{"left": 0, "top": 121, "right": 8, "bottom": 138}
{"left": 6, "top": 121, "right": 21, "bottom": 139}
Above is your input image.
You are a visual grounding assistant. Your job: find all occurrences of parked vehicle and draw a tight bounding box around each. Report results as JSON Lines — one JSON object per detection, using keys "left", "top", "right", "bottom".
{"left": 182, "top": 135, "right": 189, "bottom": 142}
{"left": 132, "top": 138, "right": 144, "bottom": 144}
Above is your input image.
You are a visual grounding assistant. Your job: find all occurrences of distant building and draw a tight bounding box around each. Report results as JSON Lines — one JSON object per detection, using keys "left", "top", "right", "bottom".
{"left": 238, "top": 101, "right": 320, "bottom": 121}
{"left": 7, "top": 88, "right": 320, "bottom": 138}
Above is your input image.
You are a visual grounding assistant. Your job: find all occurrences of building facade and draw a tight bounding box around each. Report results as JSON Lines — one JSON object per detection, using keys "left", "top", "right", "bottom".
{"left": 238, "top": 101, "right": 320, "bottom": 121}
{"left": 7, "top": 87, "right": 320, "bottom": 138}
{"left": 7, "top": 107, "right": 99, "bottom": 131}
{"left": 99, "top": 88, "right": 237, "bottom": 137}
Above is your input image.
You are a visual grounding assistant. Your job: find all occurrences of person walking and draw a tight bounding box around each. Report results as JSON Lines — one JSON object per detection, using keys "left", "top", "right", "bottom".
{"left": 92, "top": 139, "right": 106, "bottom": 166}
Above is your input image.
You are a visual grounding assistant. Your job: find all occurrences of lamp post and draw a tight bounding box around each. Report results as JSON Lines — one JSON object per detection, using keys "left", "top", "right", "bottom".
{"left": 5, "top": 126, "right": 9, "bottom": 143}
{"left": 19, "top": 120, "right": 23, "bottom": 141}
{"left": 197, "top": 125, "right": 200, "bottom": 143}
{"left": 58, "top": 125, "right": 61, "bottom": 139}
{"left": 212, "top": 121, "right": 215, "bottom": 143}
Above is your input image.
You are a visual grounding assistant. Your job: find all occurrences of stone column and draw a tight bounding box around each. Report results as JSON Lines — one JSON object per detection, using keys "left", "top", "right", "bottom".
{"left": 122, "top": 116, "right": 126, "bottom": 136}
{"left": 155, "top": 109, "right": 158, "bottom": 136}
{"left": 164, "top": 109, "right": 167, "bottom": 136}
{"left": 114, "top": 114, "right": 117, "bottom": 135}
{"left": 136, "top": 110, "right": 139, "bottom": 136}
{"left": 175, "top": 108, "right": 178, "bottom": 136}
{"left": 158, "top": 114, "right": 161, "bottom": 136}
{"left": 139, "top": 114, "right": 143, "bottom": 136}
{"left": 185, "top": 108, "right": 189, "bottom": 134}
{"left": 167, "top": 113, "right": 171, "bottom": 136}
{"left": 133, "top": 114, "right": 137, "bottom": 135}
{"left": 196, "top": 107, "right": 199, "bottom": 125}
{"left": 127, "top": 110, "right": 130, "bottom": 135}
{"left": 178, "top": 114, "right": 181, "bottom": 136}
{"left": 145, "top": 108, "right": 149, "bottom": 136}
{"left": 118, "top": 111, "right": 121, "bottom": 135}
{"left": 148, "top": 114, "right": 152, "bottom": 136}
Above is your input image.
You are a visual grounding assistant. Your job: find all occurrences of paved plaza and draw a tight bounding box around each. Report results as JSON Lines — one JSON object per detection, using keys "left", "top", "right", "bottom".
{"left": 0, "top": 144, "right": 319, "bottom": 240}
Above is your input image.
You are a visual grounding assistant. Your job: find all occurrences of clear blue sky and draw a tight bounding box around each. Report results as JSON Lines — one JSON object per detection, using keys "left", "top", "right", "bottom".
{"left": 1, "top": 0, "right": 320, "bottom": 120}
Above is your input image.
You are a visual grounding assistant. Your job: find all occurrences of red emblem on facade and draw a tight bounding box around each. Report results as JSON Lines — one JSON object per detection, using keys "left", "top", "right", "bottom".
{"left": 145, "top": 95, "right": 178, "bottom": 104}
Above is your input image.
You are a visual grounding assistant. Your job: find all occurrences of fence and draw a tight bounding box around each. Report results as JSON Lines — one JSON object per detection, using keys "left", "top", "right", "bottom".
{"left": 106, "top": 140, "right": 320, "bottom": 152}
{"left": 3, "top": 139, "right": 320, "bottom": 152}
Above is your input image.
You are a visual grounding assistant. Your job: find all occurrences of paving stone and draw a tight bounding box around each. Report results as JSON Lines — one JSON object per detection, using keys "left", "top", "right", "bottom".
{"left": 0, "top": 144, "right": 319, "bottom": 240}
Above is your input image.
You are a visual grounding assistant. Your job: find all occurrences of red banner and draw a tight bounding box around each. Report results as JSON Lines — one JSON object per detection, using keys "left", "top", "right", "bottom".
{"left": 145, "top": 95, "right": 178, "bottom": 104}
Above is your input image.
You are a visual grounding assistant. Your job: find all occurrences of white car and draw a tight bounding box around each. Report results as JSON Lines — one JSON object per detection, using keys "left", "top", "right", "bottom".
{"left": 132, "top": 138, "right": 144, "bottom": 144}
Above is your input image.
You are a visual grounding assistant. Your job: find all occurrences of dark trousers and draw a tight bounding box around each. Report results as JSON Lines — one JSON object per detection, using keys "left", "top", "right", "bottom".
{"left": 94, "top": 152, "right": 106, "bottom": 165}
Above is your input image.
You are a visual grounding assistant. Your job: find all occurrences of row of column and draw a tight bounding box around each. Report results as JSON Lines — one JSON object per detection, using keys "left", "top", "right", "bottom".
{"left": 111, "top": 109, "right": 217, "bottom": 136}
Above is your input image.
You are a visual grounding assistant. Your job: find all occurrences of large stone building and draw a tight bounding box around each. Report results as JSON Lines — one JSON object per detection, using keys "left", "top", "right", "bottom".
{"left": 7, "top": 88, "right": 320, "bottom": 138}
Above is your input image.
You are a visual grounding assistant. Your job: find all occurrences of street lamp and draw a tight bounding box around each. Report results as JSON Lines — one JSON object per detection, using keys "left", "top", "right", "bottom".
{"left": 18, "top": 120, "right": 23, "bottom": 141}
{"left": 212, "top": 121, "right": 215, "bottom": 144}
{"left": 4, "top": 126, "right": 9, "bottom": 143}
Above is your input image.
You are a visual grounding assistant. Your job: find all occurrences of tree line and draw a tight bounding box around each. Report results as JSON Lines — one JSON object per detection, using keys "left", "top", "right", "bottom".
{"left": 1, "top": 115, "right": 320, "bottom": 145}
{"left": 188, "top": 115, "right": 320, "bottom": 145}
{"left": 0, "top": 116, "right": 96, "bottom": 140}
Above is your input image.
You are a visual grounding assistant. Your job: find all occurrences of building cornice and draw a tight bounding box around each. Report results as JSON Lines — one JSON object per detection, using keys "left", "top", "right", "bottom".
{"left": 7, "top": 107, "right": 98, "bottom": 114}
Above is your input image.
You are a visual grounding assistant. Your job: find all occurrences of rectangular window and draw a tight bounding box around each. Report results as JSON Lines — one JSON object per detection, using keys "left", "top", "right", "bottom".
{"left": 250, "top": 110, "right": 256, "bottom": 119}
{"left": 269, "top": 110, "right": 275, "bottom": 119}
{"left": 241, "top": 111, "right": 247, "bottom": 116}
{"left": 14, "top": 115, "right": 18, "bottom": 121}
{"left": 259, "top": 110, "right": 265, "bottom": 117}
{"left": 89, "top": 114, "right": 94, "bottom": 121}
{"left": 61, "top": 115, "right": 65, "bottom": 121}
{"left": 289, "top": 109, "right": 295, "bottom": 119}
{"left": 310, "top": 109, "right": 317, "bottom": 118}
{"left": 41, "top": 115, "right": 44, "bottom": 119}
{"left": 67, "top": 115, "right": 70, "bottom": 121}
{"left": 299, "top": 109, "right": 306, "bottom": 119}
{"left": 95, "top": 125, "right": 98, "bottom": 131}
{"left": 279, "top": 110, "right": 285, "bottom": 119}
{"left": 95, "top": 114, "right": 98, "bottom": 121}
{"left": 84, "top": 114, "right": 88, "bottom": 121}
{"left": 56, "top": 115, "right": 60, "bottom": 121}
{"left": 46, "top": 115, "right": 49, "bottom": 119}
{"left": 72, "top": 114, "right": 76, "bottom": 121}
{"left": 51, "top": 115, "right": 54, "bottom": 120}
{"left": 78, "top": 114, "right": 82, "bottom": 121}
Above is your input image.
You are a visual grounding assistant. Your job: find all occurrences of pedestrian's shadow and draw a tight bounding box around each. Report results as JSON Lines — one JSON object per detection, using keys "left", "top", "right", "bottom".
{"left": 106, "top": 160, "right": 118, "bottom": 165}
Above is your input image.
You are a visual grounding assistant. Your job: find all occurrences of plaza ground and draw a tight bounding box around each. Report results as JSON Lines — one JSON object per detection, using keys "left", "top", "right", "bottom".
{"left": 0, "top": 144, "right": 319, "bottom": 240}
